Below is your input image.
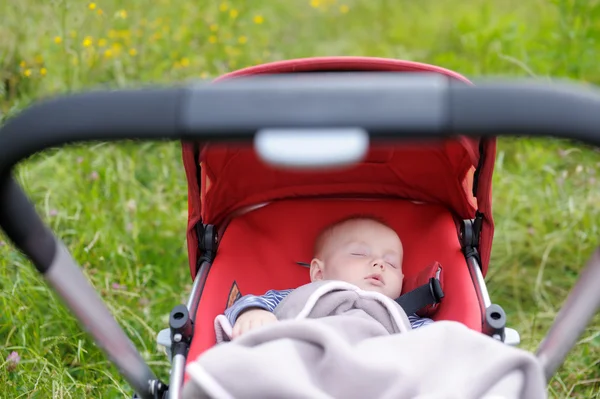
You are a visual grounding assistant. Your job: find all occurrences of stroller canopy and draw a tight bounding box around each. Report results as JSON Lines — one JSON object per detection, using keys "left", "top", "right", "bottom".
{"left": 182, "top": 57, "right": 496, "bottom": 277}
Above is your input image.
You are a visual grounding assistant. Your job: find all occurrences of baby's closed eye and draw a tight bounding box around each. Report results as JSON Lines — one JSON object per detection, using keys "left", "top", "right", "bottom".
{"left": 348, "top": 243, "right": 370, "bottom": 257}
{"left": 384, "top": 256, "right": 400, "bottom": 268}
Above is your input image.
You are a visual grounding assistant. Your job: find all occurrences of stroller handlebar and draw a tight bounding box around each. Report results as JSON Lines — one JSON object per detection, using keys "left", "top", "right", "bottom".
{"left": 2, "top": 74, "right": 600, "bottom": 177}
{"left": 1, "top": 73, "right": 600, "bottom": 398}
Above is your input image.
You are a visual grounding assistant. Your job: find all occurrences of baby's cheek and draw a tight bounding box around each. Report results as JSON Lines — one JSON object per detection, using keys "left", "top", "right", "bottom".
{"left": 327, "top": 265, "right": 350, "bottom": 281}
{"left": 393, "top": 276, "right": 404, "bottom": 295}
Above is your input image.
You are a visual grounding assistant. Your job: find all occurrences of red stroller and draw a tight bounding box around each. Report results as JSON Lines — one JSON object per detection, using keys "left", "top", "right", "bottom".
{"left": 179, "top": 57, "right": 500, "bottom": 351}
{"left": 170, "top": 57, "right": 520, "bottom": 397}
{"left": 0, "top": 56, "right": 598, "bottom": 399}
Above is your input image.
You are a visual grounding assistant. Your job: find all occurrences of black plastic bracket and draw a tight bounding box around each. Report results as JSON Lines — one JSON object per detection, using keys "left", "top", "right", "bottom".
{"left": 196, "top": 223, "right": 218, "bottom": 272}
{"left": 483, "top": 304, "right": 507, "bottom": 341}
{"left": 131, "top": 379, "right": 168, "bottom": 399}
{"left": 460, "top": 216, "right": 482, "bottom": 266}
{"left": 170, "top": 304, "right": 194, "bottom": 350}
{"left": 428, "top": 277, "right": 445, "bottom": 302}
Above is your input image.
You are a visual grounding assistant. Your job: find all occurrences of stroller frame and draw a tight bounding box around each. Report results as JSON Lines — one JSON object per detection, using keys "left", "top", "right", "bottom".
{"left": 0, "top": 73, "right": 599, "bottom": 399}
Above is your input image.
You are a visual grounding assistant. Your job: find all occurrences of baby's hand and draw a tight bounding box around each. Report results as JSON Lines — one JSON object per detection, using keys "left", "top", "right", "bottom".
{"left": 232, "top": 308, "right": 278, "bottom": 339}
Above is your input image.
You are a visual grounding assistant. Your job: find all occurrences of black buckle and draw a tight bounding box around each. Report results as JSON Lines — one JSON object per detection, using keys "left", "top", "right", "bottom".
{"left": 428, "top": 278, "right": 444, "bottom": 303}
{"left": 197, "top": 223, "right": 218, "bottom": 269}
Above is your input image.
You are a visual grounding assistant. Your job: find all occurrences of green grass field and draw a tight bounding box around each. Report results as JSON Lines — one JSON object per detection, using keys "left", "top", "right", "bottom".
{"left": 1, "top": 0, "right": 599, "bottom": 397}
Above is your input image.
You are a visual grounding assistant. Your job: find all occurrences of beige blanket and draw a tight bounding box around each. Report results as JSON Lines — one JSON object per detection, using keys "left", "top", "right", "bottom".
{"left": 183, "top": 281, "right": 547, "bottom": 399}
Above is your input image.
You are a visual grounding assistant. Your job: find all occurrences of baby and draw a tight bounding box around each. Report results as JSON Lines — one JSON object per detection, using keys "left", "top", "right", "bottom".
{"left": 224, "top": 216, "right": 434, "bottom": 338}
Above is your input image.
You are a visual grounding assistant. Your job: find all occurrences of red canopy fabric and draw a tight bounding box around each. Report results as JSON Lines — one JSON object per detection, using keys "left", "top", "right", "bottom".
{"left": 181, "top": 57, "right": 495, "bottom": 276}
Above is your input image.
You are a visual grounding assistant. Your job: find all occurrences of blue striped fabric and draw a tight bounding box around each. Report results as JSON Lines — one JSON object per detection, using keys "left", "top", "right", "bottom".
{"left": 224, "top": 288, "right": 435, "bottom": 329}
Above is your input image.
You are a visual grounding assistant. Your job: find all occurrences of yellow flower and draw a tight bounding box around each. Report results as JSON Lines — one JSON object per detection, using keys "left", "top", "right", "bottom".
{"left": 23, "top": 69, "right": 32, "bottom": 77}
{"left": 229, "top": 9, "right": 238, "bottom": 18}
{"left": 180, "top": 57, "right": 190, "bottom": 67}
{"left": 209, "top": 35, "right": 217, "bottom": 44}
{"left": 40, "top": 67, "right": 47, "bottom": 76}
{"left": 88, "top": 2, "right": 96, "bottom": 10}
{"left": 128, "top": 48, "right": 137, "bottom": 56}
{"left": 98, "top": 38, "right": 107, "bottom": 47}
{"left": 219, "top": 3, "right": 228, "bottom": 12}
{"left": 104, "top": 49, "right": 113, "bottom": 58}
{"left": 253, "top": 15, "right": 264, "bottom": 24}
{"left": 97, "top": 9, "right": 103, "bottom": 16}
{"left": 238, "top": 35, "right": 247, "bottom": 44}
{"left": 116, "top": 9, "right": 127, "bottom": 19}
{"left": 210, "top": 23, "right": 218, "bottom": 32}
{"left": 310, "top": 0, "right": 320, "bottom": 8}
{"left": 82, "top": 36, "right": 93, "bottom": 47}
{"left": 54, "top": 36, "right": 62, "bottom": 44}
{"left": 35, "top": 55, "right": 44, "bottom": 64}
{"left": 19, "top": 60, "right": 26, "bottom": 68}
{"left": 339, "top": 5, "right": 349, "bottom": 13}
{"left": 112, "top": 43, "right": 122, "bottom": 53}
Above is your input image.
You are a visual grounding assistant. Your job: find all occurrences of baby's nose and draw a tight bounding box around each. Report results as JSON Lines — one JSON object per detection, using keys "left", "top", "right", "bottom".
{"left": 372, "top": 260, "right": 385, "bottom": 269}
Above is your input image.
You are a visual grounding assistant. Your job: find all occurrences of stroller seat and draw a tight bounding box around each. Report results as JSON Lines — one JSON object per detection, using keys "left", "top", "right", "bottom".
{"left": 186, "top": 197, "right": 482, "bottom": 362}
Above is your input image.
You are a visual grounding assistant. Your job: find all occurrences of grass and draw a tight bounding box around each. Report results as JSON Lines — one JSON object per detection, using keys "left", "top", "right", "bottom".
{"left": 0, "top": 0, "right": 599, "bottom": 397}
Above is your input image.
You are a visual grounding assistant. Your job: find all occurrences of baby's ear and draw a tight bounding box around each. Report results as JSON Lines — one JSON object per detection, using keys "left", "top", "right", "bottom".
{"left": 310, "top": 258, "right": 324, "bottom": 281}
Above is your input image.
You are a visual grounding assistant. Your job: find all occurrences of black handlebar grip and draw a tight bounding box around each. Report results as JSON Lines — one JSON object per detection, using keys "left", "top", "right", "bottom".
{"left": 0, "top": 176, "right": 57, "bottom": 273}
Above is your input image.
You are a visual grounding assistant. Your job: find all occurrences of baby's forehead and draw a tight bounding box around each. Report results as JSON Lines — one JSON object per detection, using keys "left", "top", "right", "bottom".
{"left": 328, "top": 220, "right": 400, "bottom": 244}
{"left": 314, "top": 217, "right": 402, "bottom": 256}
{"left": 335, "top": 219, "right": 394, "bottom": 234}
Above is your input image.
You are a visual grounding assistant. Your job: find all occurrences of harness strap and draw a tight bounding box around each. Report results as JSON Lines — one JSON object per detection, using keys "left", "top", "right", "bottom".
{"left": 395, "top": 277, "right": 444, "bottom": 316}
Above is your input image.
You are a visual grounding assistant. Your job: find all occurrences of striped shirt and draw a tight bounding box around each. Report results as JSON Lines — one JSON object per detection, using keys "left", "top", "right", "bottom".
{"left": 225, "top": 289, "right": 435, "bottom": 329}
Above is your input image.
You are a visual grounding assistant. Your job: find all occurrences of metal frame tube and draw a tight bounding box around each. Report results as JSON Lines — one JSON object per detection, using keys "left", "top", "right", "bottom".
{"left": 536, "top": 247, "right": 600, "bottom": 381}
{"left": 46, "top": 240, "right": 157, "bottom": 399}
{"left": 168, "top": 354, "right": 186, "bottom": 399}
{"left": 466, "top": 255, "right": 492, "bottom": 327}
{"left": 187, "top": 261, "right": 212, "bottom": 322}
{"left": 168, "top": 260, "right": 213, "bottom": 398}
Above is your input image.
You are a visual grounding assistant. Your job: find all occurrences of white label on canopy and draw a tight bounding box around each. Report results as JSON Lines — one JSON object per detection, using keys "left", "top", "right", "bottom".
{"left": 254, "top": 128, "right": 369, "bottom": 169}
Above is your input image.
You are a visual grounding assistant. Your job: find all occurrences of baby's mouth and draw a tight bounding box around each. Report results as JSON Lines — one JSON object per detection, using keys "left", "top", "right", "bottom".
{"left": 365, "top": 274, "right": 384, "bottom": 286}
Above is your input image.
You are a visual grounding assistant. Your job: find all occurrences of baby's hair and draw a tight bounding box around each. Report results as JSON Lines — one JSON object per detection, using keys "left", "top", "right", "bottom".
{"left": 313, "top": 214, "right": 393, "bottom": 257}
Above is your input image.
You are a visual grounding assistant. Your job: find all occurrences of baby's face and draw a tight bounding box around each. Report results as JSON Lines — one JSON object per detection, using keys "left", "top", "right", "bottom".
{"left": 310, "top": 219, "right": 404, "bottom": 298}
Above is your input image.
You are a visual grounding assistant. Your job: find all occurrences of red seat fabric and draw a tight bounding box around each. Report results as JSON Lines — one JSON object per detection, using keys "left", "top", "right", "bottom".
{"left": 186, "top": 198, "right": 482, "bottom": 366}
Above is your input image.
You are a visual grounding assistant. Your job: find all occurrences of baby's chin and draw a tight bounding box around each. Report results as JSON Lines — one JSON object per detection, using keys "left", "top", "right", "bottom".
{"left": 356, "top": 281, "right": 397, "bottom": 298}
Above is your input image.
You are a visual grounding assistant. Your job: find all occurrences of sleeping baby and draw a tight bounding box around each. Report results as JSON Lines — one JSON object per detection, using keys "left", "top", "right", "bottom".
{"left": 224, "top": 215, "right": 434, "bottom": 338}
